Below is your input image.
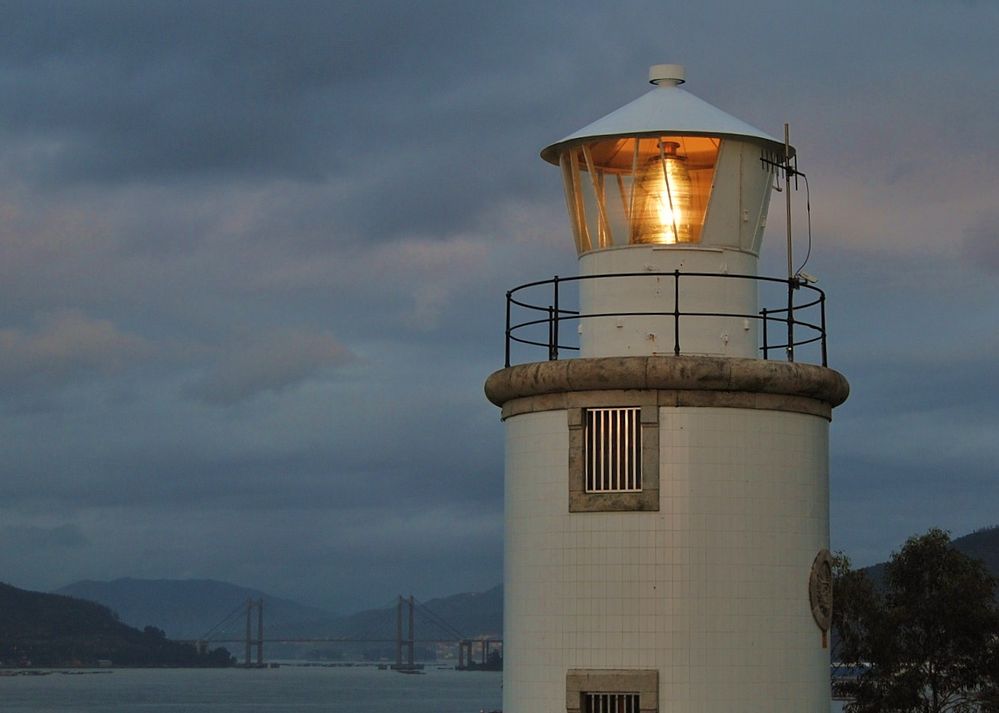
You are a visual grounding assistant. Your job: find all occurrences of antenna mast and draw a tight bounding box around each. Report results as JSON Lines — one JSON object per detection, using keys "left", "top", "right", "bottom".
{"left": 785, "top": 123, "right": 793, "bottom": 280}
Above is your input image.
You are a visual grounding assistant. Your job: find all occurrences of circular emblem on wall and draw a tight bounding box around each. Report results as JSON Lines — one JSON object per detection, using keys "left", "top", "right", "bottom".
{"left": 809, "top": 549, "right": 834, "bottom": 632}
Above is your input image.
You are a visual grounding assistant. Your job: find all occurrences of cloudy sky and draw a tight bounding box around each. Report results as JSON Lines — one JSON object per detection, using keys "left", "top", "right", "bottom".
{"left": 1, "top": 0, "right": 996, "bottom": 614}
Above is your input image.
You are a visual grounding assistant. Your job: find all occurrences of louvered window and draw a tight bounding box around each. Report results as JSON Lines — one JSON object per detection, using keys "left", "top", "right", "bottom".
{"left": 585, "top": 407, "right": 642, "bottom": 492}
{"left": 584, "top": 693, "right": 640, "bottom": 713}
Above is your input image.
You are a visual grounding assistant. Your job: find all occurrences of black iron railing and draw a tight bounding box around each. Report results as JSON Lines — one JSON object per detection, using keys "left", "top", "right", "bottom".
{"left": 504, "top": 271, "right": 828, "bottom": 368}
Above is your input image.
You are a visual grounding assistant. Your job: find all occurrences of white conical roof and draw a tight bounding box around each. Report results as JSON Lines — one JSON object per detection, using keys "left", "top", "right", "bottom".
{"left": 540, "top": 66, "right": 789, "bottom": 164}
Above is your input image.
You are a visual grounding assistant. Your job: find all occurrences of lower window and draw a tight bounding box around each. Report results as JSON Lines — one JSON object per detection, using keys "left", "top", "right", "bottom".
{"left": 584, "top": 692, "right": 640, "bottom": 713}
{"left": 566, "top": 669, "right": 658, "bottom": 713}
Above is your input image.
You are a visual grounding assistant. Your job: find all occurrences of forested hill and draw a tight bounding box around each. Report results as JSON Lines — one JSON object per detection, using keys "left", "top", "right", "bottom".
{"left": 861, "top": 525, "right": 999, "bottom": 586}
{"left": 950, "top": 526, "right": 999, "bottom": 574}
{"left": 0, "top": 582, "right": 232, "bottom": 667}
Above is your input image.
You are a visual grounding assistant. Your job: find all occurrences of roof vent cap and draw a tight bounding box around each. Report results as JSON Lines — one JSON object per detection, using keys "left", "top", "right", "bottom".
{"left": 649, "top": 64, "right": 685, "bottom": 87}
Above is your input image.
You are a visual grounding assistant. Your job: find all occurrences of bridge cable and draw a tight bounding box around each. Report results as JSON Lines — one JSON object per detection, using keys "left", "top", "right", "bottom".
{"left": 412, "top": 598, "right": 467, "bottom": 640}
{"left": 200, "top": 600, "right": 251, "bottom": 642}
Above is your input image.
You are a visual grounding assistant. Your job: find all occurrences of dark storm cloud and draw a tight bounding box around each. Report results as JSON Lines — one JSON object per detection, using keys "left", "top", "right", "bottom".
{"left": 0, "top": 523, "right": 90, "bottom": 549}
{"left": 0, "top": 1, "right": 656, "bottom": 244}
{"left": 0, "top": 1, "right": 563, "bottom": 190}
{"left": 2, "top": 352, "right": 503, "bottom": 516}
{"left": 1, "top": 4, "right": 327, "bottom": 182}
{"left": 187, "top": 327, "right": 353, "bottom": 405}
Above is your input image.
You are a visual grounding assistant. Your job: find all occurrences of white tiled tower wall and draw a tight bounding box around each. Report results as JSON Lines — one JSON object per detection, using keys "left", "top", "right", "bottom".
{"left": 578, "top": 246, "right": 759, "bottom": 359}
{"left": 503, "top": 407, "right": 830, "bottom": 713}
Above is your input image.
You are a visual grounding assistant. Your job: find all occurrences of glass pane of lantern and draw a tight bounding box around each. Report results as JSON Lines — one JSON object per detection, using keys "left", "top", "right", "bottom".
{"left": 559, "top": 136, "right": 719, "bottom": 253}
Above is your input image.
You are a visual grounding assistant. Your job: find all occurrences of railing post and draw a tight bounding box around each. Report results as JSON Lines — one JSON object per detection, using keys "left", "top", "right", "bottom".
{"left": 504, "top": 291, "right": 511, "bottom": 368}
{"left": 673, "top": 270, "right": 681, "bottom": 356}
{"left": 547, "top": 305, "right": 555, "bottom": 361}
{"left": 761, "top": 308, "right": 769, "bottom": 360}
{"left": 820, "top": 291, "right": 828, "bottom": 367}
{"left": 552, "top": 275, "right": 560, "bottom": 361}
{"left": 786, "top": 278, "right": 795, "bottom": 362}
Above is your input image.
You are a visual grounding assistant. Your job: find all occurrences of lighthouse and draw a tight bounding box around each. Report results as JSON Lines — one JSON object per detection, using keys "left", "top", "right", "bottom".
{"left": 485, "top": 65, "right": 849, "bottom": 713}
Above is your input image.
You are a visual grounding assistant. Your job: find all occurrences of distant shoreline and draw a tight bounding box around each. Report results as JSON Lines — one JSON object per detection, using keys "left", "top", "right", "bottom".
{"left": 0, "top": 669, "right": 114, "bottom": 677}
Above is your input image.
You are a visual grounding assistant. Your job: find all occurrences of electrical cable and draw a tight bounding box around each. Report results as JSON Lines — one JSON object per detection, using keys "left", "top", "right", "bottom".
{"left": 794, "top": 173, "right": 813, "bottom": 277}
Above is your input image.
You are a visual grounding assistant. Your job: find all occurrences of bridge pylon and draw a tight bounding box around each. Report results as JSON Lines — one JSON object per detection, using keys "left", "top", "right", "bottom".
{"left": 391, "top": 594, "right": 423, "bottom": 673}
{"left": 243, "top": 598, "right": 264, "bottom": 667}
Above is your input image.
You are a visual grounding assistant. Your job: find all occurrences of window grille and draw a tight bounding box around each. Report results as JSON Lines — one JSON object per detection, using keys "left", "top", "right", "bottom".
{"left": 585, "top": 407, "right": 642, "bottom": 492}
{"left": 584, "top": 693, "right": 640, "bottom": 713}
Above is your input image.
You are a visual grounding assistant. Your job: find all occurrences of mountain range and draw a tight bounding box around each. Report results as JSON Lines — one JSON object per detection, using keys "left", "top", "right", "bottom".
{"left": 55, "top": 578, "right": 503, "bottom": 643}
{"left": 54, "top": 526, "right": 999, "bottom": 651}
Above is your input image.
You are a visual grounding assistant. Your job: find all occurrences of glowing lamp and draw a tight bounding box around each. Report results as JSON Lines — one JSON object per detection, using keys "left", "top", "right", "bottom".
{"left": 633, "top": 140, "right": 695, "bottom": 244}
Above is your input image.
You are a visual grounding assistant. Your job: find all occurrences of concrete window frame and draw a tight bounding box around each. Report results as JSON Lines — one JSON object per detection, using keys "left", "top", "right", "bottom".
{"left": 568, "top": 404, "right": 659, "bottom": 512}
{"left": 566, "top": 669, "right": 658, "bottom": 713}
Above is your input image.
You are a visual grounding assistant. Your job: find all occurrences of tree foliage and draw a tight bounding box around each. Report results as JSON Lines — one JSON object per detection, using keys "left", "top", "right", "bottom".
{"left": 834, "top": 529, "right": 999, "bottom": 712}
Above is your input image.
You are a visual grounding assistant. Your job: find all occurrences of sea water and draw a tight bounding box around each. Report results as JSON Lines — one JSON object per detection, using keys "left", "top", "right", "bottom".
{"left": 0, "top": 665, "right": 500, "bottom": 713}
{"left": 0, "top": 666, "right": 846, "bottom": 712}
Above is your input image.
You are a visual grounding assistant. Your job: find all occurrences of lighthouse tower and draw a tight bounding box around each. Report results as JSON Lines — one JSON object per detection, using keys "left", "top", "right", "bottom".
{"left": 485, "top": 65, "right": 849, "bottom": 713}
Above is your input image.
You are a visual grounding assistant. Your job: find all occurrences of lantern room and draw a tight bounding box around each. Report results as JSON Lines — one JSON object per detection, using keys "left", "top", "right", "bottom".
{"left": 531, "top": 64, "right": 798, "bottom": 361}
{"left": 541, "top": 64, "right": 789, "bottom": 256}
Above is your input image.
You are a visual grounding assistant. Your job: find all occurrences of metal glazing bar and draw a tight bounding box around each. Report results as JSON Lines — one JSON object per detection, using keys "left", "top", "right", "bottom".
{"left": 569, "top": 151, "right": 591, "bottom": 252}
{"left": 560, "top": 154, "right": 585, "bottom": 254}
{"left": 628, "top": 139, "right": 640, "bottom": 241}
{"left": 616, "top": 174, "right": 629, "bottom": 225}
{"left": 582, "top": 144, "right": 613, "bottom": 248}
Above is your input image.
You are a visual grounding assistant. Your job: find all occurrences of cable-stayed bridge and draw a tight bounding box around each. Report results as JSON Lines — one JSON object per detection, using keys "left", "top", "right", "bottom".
{"left": 190, "top": 595, "right": 501, "bottom": 670}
